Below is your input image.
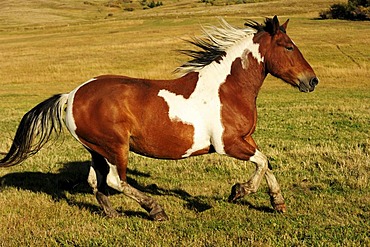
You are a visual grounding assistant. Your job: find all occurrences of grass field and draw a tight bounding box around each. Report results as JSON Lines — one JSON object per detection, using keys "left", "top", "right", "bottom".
{"left": 0, "top": 0, "right": 369, "bottom": 246}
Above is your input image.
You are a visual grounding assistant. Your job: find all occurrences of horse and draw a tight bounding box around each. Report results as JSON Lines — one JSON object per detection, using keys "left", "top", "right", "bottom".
{"left": 0, "top": 16, "right": 318, "bottom": 221}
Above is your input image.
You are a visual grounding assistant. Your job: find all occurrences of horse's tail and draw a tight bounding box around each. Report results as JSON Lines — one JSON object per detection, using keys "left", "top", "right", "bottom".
{"left": 0, "top": 94, "right": 69, "bottom": 167}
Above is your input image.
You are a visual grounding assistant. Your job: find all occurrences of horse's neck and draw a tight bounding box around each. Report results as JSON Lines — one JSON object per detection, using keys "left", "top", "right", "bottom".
{"left": 216, "top": 53, "right": 266, "bottom": 107}
{"left": 205, "top": 36, "right": 266, "bottom": 99}
{"left": 170, "top": 35, "right": 267, "bottom": 104}
{"left": 233, "top": 56, "right": 266, "bottom": 95}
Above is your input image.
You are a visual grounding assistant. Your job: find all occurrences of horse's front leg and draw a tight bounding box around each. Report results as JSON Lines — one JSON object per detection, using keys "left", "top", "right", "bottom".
{"left": 228, "top": 150, "right": 269, "bottom": 201}
{"left": 225, "top": 136, "right": 286, "bottom": 212}
{"left": 265, "top": 168, "right": 286, "bottom": 212}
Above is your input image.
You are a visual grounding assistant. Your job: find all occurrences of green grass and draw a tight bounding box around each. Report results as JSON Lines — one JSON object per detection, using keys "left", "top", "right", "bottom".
{"left": 0, "top": 0, "right": 369, "bottom": 246}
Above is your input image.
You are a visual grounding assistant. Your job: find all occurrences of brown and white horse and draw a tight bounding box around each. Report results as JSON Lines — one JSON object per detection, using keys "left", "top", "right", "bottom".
{"left": 0, "top": 16, "right": 318, "bottom": 221}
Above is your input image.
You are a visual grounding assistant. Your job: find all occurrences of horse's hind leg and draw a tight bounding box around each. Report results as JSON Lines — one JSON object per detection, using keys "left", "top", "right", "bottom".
{"left": 120, "top": 180, "right": 168, "bottom": 221}
{"left": 105, "top": 149, "right": 168, "bottom": 221}
{"left": 88, "top": 151, "right": 120, "bottom": 218}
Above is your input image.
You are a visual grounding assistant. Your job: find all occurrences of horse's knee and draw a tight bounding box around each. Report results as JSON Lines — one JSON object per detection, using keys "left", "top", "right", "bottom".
{"left": 249, "top": 150, "right": 268, "bottom": 172}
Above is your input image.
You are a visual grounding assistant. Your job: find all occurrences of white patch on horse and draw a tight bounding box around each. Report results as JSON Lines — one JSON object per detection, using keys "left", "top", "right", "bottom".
{"left": 158, "top": 35, "right": 263, "bottom": 157}
{"left": 241, "top": 42, "right": 264, "bottom": 69}
{"left": 87, "top": 166, "right": 98, "bottom": 193}
{"left": 65, "top": 78, "right": 96, "bottom": 143}
{"left": 247, "top": 42, "right": 264, "bottom": 64}
{"left": 106, "top": 160, "right": 124, "bottom": 192}
{"left": 249, "top": 149, "right": 268, "bottom": 167}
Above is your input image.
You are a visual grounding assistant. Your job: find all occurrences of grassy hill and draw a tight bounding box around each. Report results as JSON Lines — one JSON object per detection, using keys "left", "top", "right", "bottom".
{"left": 0, "top": 0, "right": 369, "bottom": 246}
{"left": 0, "top": 0, "right": 346, "bottom": 28}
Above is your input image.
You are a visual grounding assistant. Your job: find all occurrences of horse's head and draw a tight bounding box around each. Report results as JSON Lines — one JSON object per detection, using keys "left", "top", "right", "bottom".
{"left": 249, "top": 16, "right": 319, "bottom": 92}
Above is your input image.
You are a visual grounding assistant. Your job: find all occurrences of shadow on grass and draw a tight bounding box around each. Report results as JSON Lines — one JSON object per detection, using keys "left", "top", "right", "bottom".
{"left": 0, "top": 161, "right": 215, "bottom": 218}
{"left": 231, "top": 200, "right": 275, "bottom": 213}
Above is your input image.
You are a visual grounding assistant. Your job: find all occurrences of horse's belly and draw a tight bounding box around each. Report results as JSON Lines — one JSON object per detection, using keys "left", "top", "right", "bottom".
{"left": 129, "top": 121, "right": 212, "bottom": 159}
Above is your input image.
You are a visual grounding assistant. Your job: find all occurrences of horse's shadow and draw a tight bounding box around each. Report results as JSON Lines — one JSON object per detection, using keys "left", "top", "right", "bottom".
{"left": 0, "top": 161, "right": 274, "bottom": 218}
{"left": 0, "top": 161, "right": 214, "bottom": 218}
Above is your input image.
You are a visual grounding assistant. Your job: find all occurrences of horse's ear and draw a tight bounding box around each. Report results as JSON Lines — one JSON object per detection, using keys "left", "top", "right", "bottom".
{"left": 281, "top": 19, "right": 289, "bottom": 32}
{"left": 272, "top": 15, "right": 280, "bottom": 35}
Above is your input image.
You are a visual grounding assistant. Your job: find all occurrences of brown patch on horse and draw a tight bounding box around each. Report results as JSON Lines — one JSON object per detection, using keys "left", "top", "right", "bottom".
{"left": 160, "top": 72, "right": 199, "bottom": 99}
{"left": 96, "top": 72, "right": 198, "bottom": 100}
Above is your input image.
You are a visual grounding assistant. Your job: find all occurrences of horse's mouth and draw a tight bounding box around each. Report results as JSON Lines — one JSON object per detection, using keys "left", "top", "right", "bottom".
{"left": 298, "top": 82, "right": 314, "bottom": 92}
{"left": 298, "top": 77, "right": 319, "bottom": 93}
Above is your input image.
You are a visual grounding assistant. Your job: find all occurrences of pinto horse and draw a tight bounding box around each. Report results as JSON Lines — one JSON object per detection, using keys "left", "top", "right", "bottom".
{"left": 0, "top": 16, "right": 318, "bottom": 221}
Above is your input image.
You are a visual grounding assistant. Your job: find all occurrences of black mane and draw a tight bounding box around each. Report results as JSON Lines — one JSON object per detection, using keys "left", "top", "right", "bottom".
{"left": 176, "top": 38, "right": 227, "bottom": 73}
{"left": 244, "top": 17, "right": 286, "bottom": 34}
{"left": 176, "top": 19, "right": 258, "bottom": 74}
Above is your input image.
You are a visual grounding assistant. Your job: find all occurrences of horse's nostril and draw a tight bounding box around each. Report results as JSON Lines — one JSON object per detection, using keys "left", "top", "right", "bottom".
{"left": 310, "top": 77, "right": 319, "bottom": 87}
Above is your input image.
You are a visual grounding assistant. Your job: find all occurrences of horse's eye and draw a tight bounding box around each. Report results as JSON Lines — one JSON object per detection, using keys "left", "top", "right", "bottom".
{"left": 286, "top": 46, "right": 294, "bottom": 51}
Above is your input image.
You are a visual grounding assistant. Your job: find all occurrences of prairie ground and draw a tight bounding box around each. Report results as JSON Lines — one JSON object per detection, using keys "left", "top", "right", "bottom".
{"left": 0, "top": 0, "right": 369, "bottom": 246}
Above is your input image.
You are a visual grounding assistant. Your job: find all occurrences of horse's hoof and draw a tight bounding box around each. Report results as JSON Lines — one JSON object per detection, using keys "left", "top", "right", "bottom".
{"left": 228, "top": 183, "right": 245, "bottom": 202}
{"left": 105, "top": 209, "right": 121, "bottom": 218}
{"left": 274, "top": 203, "right": 287, "bottom": 213}
{"left": 150, "top": 210, "right": 169, "bottom": 221}
{"left": 269, "top": 194, "right": 286, "bottom": 213}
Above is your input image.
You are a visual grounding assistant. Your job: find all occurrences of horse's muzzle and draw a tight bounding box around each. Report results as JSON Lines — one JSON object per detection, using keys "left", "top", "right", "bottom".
{"left": 299, "top": 76, "right": 319, "bottom": 92}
